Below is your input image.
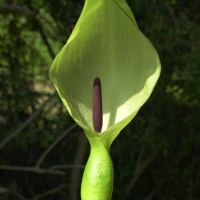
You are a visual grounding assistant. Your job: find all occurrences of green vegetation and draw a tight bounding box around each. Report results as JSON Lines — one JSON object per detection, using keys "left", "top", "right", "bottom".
{"left": 0, "top": 0, "right": 200, "bottom": 199}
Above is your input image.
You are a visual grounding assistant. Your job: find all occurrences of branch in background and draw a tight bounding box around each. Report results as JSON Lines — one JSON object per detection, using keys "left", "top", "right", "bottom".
{"left": 0, "top": 187, "right": 8, "bottom": 194}
{"left": 0, "top": 184, "right": 73, "bottom": 200}
{"left": 35, "top": 123, "right": 77, "bottom": 169}
{"left": 10, "top": 190, "right": 28, "bottom": 200}
{"left": 27, "top": 0, "right": 56, "bottom": 59}
{"left": 0, "top": 4, "right": 34, "bottom": 16}
{"left": 145, "top": 179, "right": 164, "bottom": 200}
{"left": 0, "top": 123, "right": 79, "bottom": 175}
{"left": 124, "top": 147, "right": 161, "bottom": 198}
{"left": 0, "top": 164, "right": 85, "bottom": 176}
{"left": 35, "top": 17, "right": 56, "bottom": 59}
{"left": 0, "top": 91, "right": 57, "bottom": 151}
{"left": 0, "top": 3, "right": 55, "bottom": 59}
{"left": 70, "top": 132, "right": 88, "bottom": 200}
{"left": 0, "top": 165, "right": 65, "bottom": 175}
{"left": 0, "top": 186, "right": 28, "bottom": 200}
{"left": 31, "top": 184, "right": 69, "bottom": 200}
{"left": 49, "top": 164, "right": 85, "bottom": 170}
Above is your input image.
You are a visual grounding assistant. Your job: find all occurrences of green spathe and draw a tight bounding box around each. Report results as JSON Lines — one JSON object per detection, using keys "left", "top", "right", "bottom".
{"left": 49, "top": 0, "right": 161, "bottom": 199}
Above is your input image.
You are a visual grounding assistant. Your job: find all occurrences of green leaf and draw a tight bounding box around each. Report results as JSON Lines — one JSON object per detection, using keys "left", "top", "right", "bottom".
{"left": 49, "top": 0, "right": 161, "bottom": 199}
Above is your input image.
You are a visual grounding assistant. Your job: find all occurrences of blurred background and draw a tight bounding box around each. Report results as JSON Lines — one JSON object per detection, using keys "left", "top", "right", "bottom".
{"left": 0, "top": 0, "right": 200, "bottom": 199}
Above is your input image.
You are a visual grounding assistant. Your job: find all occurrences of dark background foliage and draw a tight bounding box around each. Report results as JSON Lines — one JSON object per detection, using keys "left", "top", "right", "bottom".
{"left": 0, "top": 0, "right": 200, "bottom": 199}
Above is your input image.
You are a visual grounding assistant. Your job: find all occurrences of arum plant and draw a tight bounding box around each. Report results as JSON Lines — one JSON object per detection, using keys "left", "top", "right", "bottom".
{"left": 49, "top": 0, "right": 161, "bottom": 199}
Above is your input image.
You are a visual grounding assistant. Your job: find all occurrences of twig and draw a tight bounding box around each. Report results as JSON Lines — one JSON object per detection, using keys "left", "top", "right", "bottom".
{"left": 31, "top": 184, "right": 68, "bottom": 200}
{"left": 27, "top": 1, "right": 55, "bottom": 59}
{"left": 12, "top": 190, "right": 28, "bottom": 200}
{"left": 0, "top": 186, "right": 8, "bottom": 194}
{"left": 36, "top": 20, "right": 55, "bottom": 59}
{"left": 49, "top": 164, "right": 85, "bottom": 170}
{"left": 0, "top": 91, "right": 57, "bottom": 151}
{"left": 0, "top": 186, "right": 28, "bottom": 200}
{"left": 0, "top": 164, "right": 85, "bottom": 176}
{"left": 145, "top": 187, "right": 157, "bottom": 200}
{"left": 145, "top": 179, "right": 164, "bottom": 200}
{"left": 35, "top": 123, "right": 77, "bottom": 169}
{"left": 70, "top": 133, "right": 88, "bottom": 200}
{"left": 0, "top": 4, "right": 34, "bottom": 16}
{"left": 135, "top": 145, "right": 146, "bottom": 171}
{"left": 0, "top": 165, "right": 65, "bottom": 175}
{"left": 124, "top": 148, "right": 161, "bottom": 198}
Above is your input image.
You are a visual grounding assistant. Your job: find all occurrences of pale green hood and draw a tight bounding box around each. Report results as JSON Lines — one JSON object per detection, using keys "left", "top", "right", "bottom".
{"left": 49, "top": 0, "right": 161, "bottom": 147}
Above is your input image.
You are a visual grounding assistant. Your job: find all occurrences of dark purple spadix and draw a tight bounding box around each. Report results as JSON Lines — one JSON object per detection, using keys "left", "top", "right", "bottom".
{"left": 93, "top": 77, "right": 103, "bottom": 133}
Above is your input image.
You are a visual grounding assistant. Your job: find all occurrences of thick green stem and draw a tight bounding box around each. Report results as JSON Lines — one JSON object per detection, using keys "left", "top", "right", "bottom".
{"left": 81, "top": 131, "right": 114, "bottom": 200}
